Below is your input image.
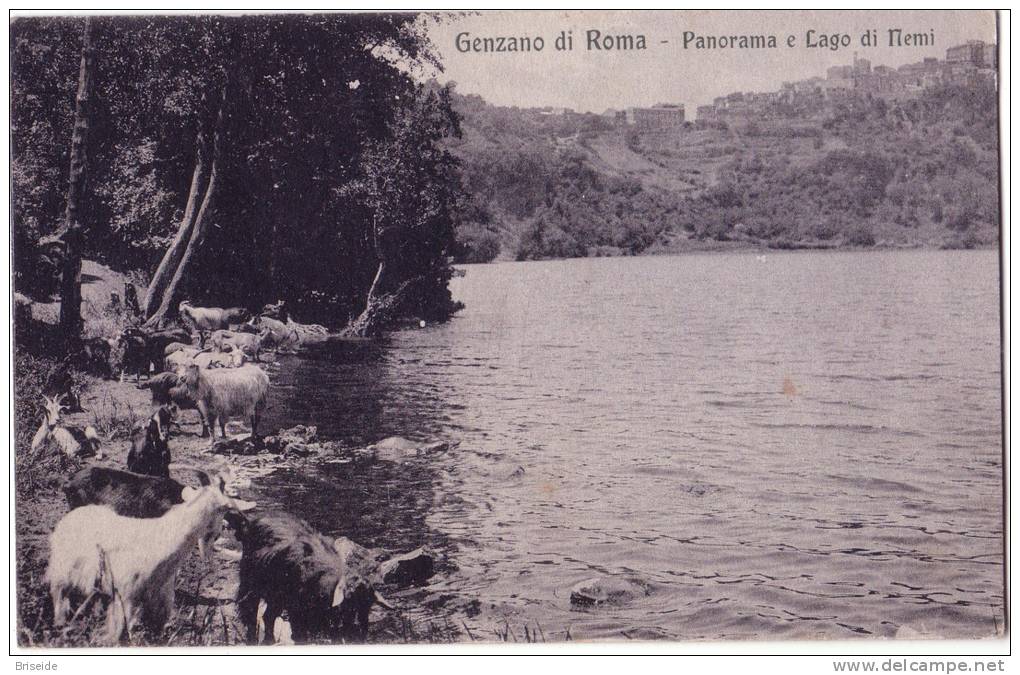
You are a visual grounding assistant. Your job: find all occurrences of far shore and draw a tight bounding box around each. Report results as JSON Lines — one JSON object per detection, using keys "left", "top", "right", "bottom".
{"left": 480, "top": 239, "right": 999, "bottom": 265}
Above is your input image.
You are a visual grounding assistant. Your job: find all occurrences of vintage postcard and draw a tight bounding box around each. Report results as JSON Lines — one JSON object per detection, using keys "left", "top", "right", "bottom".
{"left": 11, "top": 10, "right": 1004, "bottom": 650}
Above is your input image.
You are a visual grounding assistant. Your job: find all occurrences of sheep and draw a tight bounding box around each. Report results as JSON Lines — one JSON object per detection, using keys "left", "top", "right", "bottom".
{"left": 126, "top": 407, "right": 173, "bottom": 478}
{"left": 226, "top": 511, "right": 391, "bottom": 644}
{"left": 179, "top": 301, "right": 250, "bottom": 332}
{"left": 47, "top": 484, "right": 256, "bottom": 644}
{"left": 64, "top": 466, "right": 215, "bottom": 518}
{"left": 181, "top": 364, "right": 269, "bottom": 442}
{"left": 137, "top": 372, "right": 208, "bottom": 437}
{"left": 250, "top": 315, "right": 300, "bottom": 352}
{"left": 30, "top": 394, "right": 102, "bottom": 460}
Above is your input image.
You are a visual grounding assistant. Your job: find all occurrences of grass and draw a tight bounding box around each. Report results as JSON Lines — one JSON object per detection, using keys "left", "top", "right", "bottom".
{"left": 17, "top": 557, "right": 244, "bottom": 648}
{"left": 88, "top": 390, "right": 145, "bottom": 440}
{"left": 492, "top": 619, "right": 547, "bottom": 643}
{"left": 81, "top": 296, "right": 135, "bottom": 340}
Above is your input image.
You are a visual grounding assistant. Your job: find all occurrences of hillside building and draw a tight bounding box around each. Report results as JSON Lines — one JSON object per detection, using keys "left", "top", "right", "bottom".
{"left": 628, "top": 104, "right": 685, "bottom": 130}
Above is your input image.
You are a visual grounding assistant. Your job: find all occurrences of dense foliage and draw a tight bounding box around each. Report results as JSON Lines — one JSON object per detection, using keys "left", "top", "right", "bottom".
{"left": 12, "top": 14, "right": 465, "bottom": 327}
{"left": 446, "top": 83, "right": 1000, "bottom": 260}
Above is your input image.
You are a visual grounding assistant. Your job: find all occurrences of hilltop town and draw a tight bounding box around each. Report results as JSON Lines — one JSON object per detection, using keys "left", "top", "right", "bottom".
{"left": 694, "top": 39, "right": 997, "bottom": 128}
{"left": 529, "top": 39, "right": 998, "bottom": 133}
{"left": 446, "top": 38, "right": 999, "bottom": 262}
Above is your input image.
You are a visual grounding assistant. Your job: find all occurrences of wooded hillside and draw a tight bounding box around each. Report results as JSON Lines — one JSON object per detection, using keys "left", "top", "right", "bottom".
{"left": 447, "top": 82, "right": 1000, "bottom": 262}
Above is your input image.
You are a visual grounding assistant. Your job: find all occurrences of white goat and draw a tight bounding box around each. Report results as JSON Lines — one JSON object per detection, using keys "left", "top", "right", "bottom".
{"left": 250, "top": 316, "right": 300, "bottom": 352}
{"left": 46, "top": 485, "right": 256, "bottom": 644}
{"left": 194, "top": 346, "right": 246, "bottom": 369}
{"left": 179, "top": 301, "right": 249, "bottom": 332}
{"left": 163, "top": 341, "right": 194, "bottom": 357}
{"left": 181, "top": 364, "right": 269, "bottom": 442}
{"left": 30, "top": 394, "right": 102, "bottom": 459}
{"left": 210, "top": 329, "right": 264, "bottom": 362}
{"left": 164, "top": 346, "right": 203, "bottom": 373}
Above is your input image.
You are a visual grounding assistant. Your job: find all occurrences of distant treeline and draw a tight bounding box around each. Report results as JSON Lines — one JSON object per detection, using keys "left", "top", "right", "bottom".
{"left": 447, "top": 82, "right": 999, "bottom": 262}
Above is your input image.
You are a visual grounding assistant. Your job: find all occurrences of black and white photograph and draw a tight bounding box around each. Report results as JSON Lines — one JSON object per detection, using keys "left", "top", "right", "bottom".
{"left": 9, "top": 9, "right": 1006, "bottom": 653}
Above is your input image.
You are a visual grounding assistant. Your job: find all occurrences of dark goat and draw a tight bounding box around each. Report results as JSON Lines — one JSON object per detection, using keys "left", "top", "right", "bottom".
{"left": 118, "top": 327, "right": 192, "bottom": 380}
{"left": 137, "top": 372, "right": 208, "bottom": 437}
{"left": 80, "top": 337, "right": 116, "bottom": 378}
{"left": 126, "top": 407, "right": 173, "bottom": 477}
{"left": 227, "top": 511, "right": 390, "bottom": 645}
{"left": 144, "top": 328, "right": 192, "bottom": 369}
{"left": 63, "top": 467, "right": 214, "bottom": 518}
{"left": 117, "top": 331, "right": 150, "bottom": 382}
{"left": 124, "top": 284, "right": 141, "bottom": 317}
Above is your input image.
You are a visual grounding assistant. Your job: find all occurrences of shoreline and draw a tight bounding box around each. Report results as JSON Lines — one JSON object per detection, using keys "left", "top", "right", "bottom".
{"left": 483, "top": 240, "right": 999, "bottom": 265}
{"left": 14, "top": 370, "right": 464, "bottom": 646}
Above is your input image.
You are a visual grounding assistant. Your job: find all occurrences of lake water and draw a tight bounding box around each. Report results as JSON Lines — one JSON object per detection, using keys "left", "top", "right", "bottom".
{"left": 254, "top": 249, "right": 1003, "bottom": 642}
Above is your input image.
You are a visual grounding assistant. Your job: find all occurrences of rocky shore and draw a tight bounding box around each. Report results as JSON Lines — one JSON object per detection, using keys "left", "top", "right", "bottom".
{"left": 15, "top": 372, "right": 453, "bottom": 646}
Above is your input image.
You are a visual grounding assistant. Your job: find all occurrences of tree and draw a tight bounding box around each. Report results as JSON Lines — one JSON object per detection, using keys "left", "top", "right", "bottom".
{"left": 13, "top": 14, "right": 466, "bottom": 334}
{"left": 48, "top": 18, "right": 94, "bottom": 349}
{"left": 341, "top": 83, "right": 464, "bottom": 336}
{"left": 144, "top": 86, "right": 225, "bottom": 326}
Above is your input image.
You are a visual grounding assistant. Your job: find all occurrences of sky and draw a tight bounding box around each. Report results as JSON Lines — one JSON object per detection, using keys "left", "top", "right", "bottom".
{"left": 424, "top": 10, "right": 997, "bottom": 114}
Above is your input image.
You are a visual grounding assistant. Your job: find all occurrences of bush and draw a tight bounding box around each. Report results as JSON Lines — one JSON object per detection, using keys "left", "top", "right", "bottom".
{"left": 941, "top": 230, "right": 983, "bottom": 249}
{"left": 846, "top": 224, "right": 876, "bottom": 247}
{"left": 456, "top": 226, "right": 501, "bottom": 264}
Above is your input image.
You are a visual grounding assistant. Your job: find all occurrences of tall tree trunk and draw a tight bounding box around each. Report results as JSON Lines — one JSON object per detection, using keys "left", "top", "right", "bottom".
{"left": 341, "top": 272, "right": 420, "bottom": 338}
{"left": 144, "top": 91, "right": 225, "bottom": 328}
{"left": 58, "top": 17, "right": 94, "bottom": 349}
{"left": 341, "top": 218, "right": 397, "bottom": 337}
{"left": 144, "top": 155, "right": 219, "bottom": 329}
{"left": 144, "top": 90, "right": 214, "bottom": 319}
{"left": 144, "top": 146, "right": 207, "bottom": 318}
{"left": 363, "top": 259, "right": 386, "bottom": 313}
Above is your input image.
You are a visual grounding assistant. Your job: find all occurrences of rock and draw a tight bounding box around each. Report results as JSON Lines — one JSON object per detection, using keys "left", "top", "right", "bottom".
{"left": 569, "top": 576, "right": 650, "bottom": 607}
{"left": 366, "top": 436, "right": 458, "bottom": 462}
{"left": 420, "top": 440, "right": 457, "bottom": 455}
{"left": 377, "top": 548, "right": 435, "bottom": 588}
{"left": 262, "top": 425, "right": 319, "bottom": 454}
{"left": 369, "top": 436, "right": 418, "bottom": 452}
{"left": 210, "top": 435, "right": 261, "bottom": 456}
{"left": 333, "top": 536, "right": 436, "bottom": 589}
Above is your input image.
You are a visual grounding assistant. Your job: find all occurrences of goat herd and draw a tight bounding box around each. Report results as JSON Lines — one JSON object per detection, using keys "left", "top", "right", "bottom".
{"left": 29, "top": 299, "right": 406, "bottom": 646}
